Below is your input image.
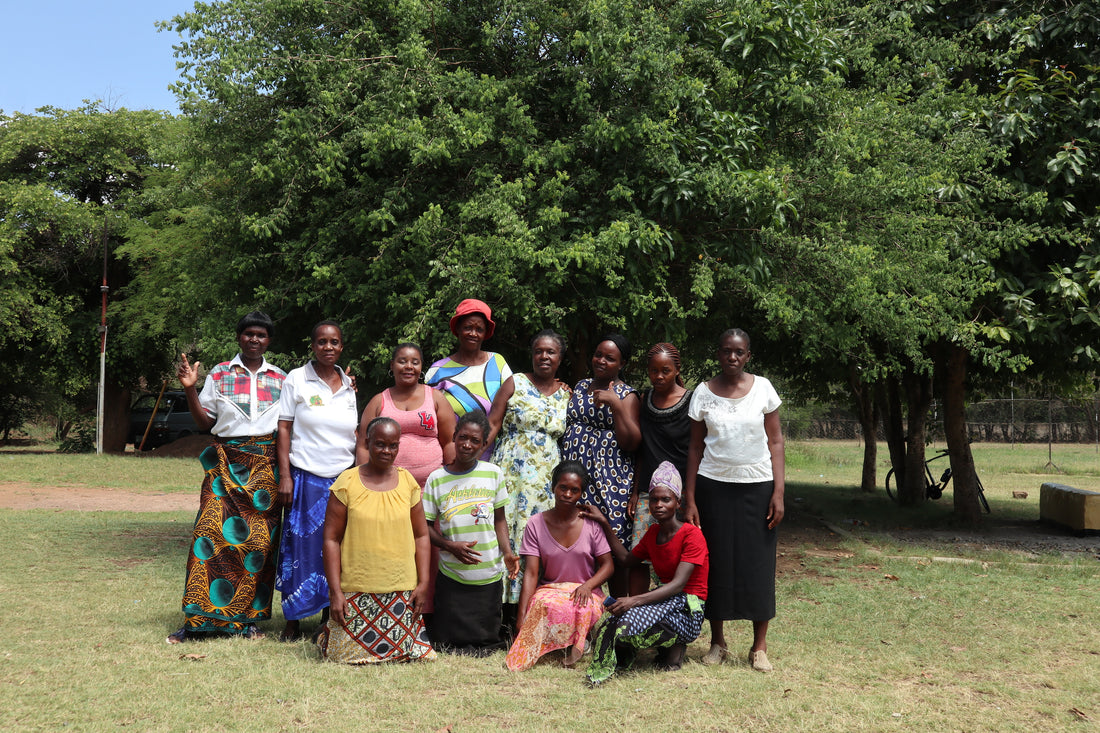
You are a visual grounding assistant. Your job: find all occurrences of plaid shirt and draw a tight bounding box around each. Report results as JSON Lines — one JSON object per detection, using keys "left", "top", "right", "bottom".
{"left": 202, "top": 356, "right": 286, "bottom": 431}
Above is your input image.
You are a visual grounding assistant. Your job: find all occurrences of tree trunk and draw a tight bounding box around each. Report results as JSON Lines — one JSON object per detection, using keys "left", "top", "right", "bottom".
{"left": 899, "top": 370, "right": 932, "bottom": 506}
{"left": 879, "top": 375, "right": 907, "bottom": 487}
{"left": 103, "top": 382, "right": 131, "bottom": 453}
{"left": 848, "top": 364, "right": 878, "bottom": 492}
{"left": 939, "top": 343, "right": 982, "bottom": 524}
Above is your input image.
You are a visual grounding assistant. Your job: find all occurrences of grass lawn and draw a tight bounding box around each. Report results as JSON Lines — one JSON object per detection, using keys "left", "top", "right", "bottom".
{"left": 0, "top": 442, "right": 1097, "bottom": 731}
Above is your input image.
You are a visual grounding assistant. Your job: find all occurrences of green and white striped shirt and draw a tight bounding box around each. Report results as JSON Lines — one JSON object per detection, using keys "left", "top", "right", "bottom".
{"left": 423, "top": 461, "right": 508, "bottom": 585}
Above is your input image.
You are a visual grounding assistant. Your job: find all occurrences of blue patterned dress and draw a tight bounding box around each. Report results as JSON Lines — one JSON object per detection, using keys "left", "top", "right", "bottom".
{"left": 560, "top": 379, "right": 637, "bottom": 545}
{"left": 490, "top": 374, "right": 571, "bottom": 604}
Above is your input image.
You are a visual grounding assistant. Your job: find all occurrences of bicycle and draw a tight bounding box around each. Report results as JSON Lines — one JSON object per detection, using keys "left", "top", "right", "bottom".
{"left": 885, "top": 448, "right": 990, "bottom": 513}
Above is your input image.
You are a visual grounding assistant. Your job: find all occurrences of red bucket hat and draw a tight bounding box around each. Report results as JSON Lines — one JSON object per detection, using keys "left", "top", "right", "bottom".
{"left": 449, "top": 298, "right": 496, "bottom": 338}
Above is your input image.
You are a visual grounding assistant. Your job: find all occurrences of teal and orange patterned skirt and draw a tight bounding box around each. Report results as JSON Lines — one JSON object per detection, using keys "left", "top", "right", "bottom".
{"left": 180, "top": 434, "right": 281, "bottom": 636}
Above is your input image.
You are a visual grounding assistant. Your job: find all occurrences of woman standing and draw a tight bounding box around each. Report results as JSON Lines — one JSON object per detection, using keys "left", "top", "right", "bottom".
{"left": 167, "top": 311, "right": 287, "bottom": 643}
{"left": 683, "top": 328, "right": 785, "bottom": 672}
{"left": 319, "top": 417, "right": 436, "bottom": 664}
{"left": 425, "top": 299, "right": 512, "bottom": 456}
{"left": 487, "top": 329, "right": 571, "bottom": 608}
{"left": 505, "top": 461, "right": 613, "bottom": 671}
{"left": 559, "top": 334, "right": 640, "bottom": 596}
{"left": 628, "top": 343, "right": 693, "bottom": 595}
{"left": 358, "top": 343, "right": 456, "bottom": 484}
{"left": 275, "top": 320, "right": 358, "bottom": 642}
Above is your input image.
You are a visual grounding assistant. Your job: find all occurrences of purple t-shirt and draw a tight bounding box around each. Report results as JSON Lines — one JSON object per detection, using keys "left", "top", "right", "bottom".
{"left": 519, "top": 514, "right": 611, "bottom": 585}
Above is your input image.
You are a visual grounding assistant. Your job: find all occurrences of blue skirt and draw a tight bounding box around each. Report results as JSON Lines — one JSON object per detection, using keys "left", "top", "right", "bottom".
{"left": 276, "top": 466, "right": 332, "bottom": 620}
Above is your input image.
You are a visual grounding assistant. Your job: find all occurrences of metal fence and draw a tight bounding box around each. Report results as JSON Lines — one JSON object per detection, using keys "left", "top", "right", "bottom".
{"left": 783, "top": 397, "right": 1100, "bottom": 445}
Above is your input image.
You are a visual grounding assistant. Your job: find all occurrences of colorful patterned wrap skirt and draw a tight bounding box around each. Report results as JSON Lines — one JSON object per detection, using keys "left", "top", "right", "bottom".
{"left": 319, "top": 591, "right": 437, "bottom": 664}
{"left": 181, "top": 435, "right": 282, "bottom": 635}
{"left": 585, "top": 593, "right": 705, "bottom": 685}
{"left": 505, "top": 582, "right": 606, "bottom": 671}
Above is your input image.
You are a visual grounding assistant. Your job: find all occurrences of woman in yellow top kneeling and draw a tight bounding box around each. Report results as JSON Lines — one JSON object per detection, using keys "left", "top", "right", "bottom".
{"left": 318, "top": 417, "right": 436, "bottom": 663}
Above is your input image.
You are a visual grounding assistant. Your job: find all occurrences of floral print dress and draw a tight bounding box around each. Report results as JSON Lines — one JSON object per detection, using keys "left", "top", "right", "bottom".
{"left": 560, "top": 378, "right": 637, "bottom": 545}
{"left": 490, "top": 373, "right": 571, "bottom": 604}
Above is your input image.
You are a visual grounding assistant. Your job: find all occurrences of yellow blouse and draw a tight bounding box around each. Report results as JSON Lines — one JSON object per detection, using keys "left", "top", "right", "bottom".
{"left": 329, "top": 466, "right": 421, "bottom": 593}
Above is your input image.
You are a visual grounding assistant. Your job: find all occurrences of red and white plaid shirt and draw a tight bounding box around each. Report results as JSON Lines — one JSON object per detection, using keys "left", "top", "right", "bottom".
{"left": 199, "top": 355, "right": 286, "bottom": 437}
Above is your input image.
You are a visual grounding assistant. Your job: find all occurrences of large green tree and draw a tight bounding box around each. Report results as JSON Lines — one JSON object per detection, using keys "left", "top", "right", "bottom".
{"left": 0, "top": 104, "right": 181, "bottom": 447}
{"left": 159, "top": 0, "right": 841, "bottom": 384}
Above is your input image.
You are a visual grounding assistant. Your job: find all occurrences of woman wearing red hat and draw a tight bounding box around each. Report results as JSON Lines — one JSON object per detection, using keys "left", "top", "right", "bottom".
{"left": 425, "top": 299, "right": 513, "bottom": 442}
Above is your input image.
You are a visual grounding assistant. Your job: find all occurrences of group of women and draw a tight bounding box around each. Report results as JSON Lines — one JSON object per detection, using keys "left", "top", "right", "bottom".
{"left": 165, "top": 300, "right": 786, "bottom": 684}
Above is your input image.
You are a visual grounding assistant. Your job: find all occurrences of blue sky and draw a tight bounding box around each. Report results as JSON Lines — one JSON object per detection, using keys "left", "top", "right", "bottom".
{"left": 1, "top": 1, "right": 196, "bottom": 115}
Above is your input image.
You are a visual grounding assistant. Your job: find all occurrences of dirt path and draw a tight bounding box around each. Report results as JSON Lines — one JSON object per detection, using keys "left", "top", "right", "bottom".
{"left": 0, "top": 479, "right": 839, "bottom": 570}
{"left": 0, "top": 482, "right": 197, "bottom": 512}
{"left": 2, "top": 478, "right": 1092, "bottom": 562}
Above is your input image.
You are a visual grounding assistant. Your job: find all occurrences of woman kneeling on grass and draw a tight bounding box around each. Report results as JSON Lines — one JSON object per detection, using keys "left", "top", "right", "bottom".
{"left": 505, "top": 461, "right": 614, "bottom": 670}
{"left": 423, "top": 411, "right": 519, "bottom": 655}
{"left": 318, "top": 417, "right": 436, "bottom": 663}
{"left": 581, "top": 462, "right": 709, "bottom": 685}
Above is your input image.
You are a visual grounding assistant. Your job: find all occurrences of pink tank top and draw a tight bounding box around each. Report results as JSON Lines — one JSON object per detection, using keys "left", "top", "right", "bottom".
{"left": 380, "top": 385, "right": 444, "bottom": 486}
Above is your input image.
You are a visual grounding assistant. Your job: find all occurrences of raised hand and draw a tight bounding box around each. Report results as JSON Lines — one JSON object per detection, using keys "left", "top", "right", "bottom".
{"left": 177, "top": 353, "right": 202, "bottom": 389}
{"left": 591, "top": 388, "right": 621, "bottom": 409}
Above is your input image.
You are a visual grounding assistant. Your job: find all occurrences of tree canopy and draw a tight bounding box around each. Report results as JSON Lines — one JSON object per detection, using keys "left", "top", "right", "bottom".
{"left": 5, "top": 0, "right": 1099, "bottom": 523}
{"left": 157, "top": 0, "right": 842, "bottom": 379}
{"left": 0, "top": 104, "right": 181, "bottom": 444}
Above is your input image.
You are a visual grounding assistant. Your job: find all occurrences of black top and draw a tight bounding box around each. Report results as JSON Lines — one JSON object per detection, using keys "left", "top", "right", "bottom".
{"left": 636, "top": 388, "right": 693, "bottom": 490}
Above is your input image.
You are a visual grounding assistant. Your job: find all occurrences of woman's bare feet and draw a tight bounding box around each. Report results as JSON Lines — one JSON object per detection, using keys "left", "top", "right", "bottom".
{"left": 658, "top": 643, "right": 686, "bottom": 671}
{"left": 279, "top": 620, "right": 302, "bottom": 642}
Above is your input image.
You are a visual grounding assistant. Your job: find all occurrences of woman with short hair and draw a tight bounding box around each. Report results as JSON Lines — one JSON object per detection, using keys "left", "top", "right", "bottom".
{"left": 167, "top": 311, "right": 287, "bottom": 643}
{"left": 318, "top": 417, "right": 436, "bottom": 664}
{"left": 683, "top": 328, "right": 785, "bottom": 672}
{"left": 487, "top": 329, "right": 572, "bottom": 610}
{"left": 275, "top": 320, "right": 358, "bottom": 642}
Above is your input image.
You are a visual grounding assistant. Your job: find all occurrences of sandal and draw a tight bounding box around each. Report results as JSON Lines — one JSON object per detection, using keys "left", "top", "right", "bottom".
{"left": 165, "top": 627, "right": 189, "bottom": 645}
{"left": 701, "top": 643, "right": 728, "bottom": 665}
{"left": 241, "top": 625, "right": 265, "bottom": 641}
{"left": 749, "top": 649, "right": 773, "bottom": 672}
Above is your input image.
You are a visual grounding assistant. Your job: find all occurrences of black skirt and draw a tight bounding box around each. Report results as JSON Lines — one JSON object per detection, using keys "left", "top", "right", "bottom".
{"left": 695, "top": 475, "right": 777, "bottom": 622}
{"left": 429, "top": 573, "right": 506, "bottom": 653}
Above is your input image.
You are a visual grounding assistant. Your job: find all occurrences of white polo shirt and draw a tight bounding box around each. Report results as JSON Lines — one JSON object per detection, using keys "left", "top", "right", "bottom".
{"left": 279, "top": 361, "right": 358, "bottom": 477}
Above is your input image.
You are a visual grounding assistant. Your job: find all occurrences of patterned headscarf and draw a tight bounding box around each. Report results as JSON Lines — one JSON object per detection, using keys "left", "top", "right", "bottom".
{"left": 649, "top": 461, "right": 682, "bottom": 499}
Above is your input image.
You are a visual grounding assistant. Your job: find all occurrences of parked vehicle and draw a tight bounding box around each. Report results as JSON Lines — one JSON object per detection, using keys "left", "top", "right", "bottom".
{"left": 130, "top": 391, "right": 207, "bottom": 449}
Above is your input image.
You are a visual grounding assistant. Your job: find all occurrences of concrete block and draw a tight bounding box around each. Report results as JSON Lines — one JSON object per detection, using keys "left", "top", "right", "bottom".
{"left": 1040, "top": 482, "right": 1100, "bottom": 532}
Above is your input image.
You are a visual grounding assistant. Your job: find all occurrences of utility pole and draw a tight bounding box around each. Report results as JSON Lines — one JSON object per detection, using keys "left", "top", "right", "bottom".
{"left": 96, "top": 216, "right": 108, "bottom": 455}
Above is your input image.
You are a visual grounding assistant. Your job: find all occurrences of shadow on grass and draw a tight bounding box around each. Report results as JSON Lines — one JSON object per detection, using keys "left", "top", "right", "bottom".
{"left": 789, "top": 481, "right": 1099, "bottom": 561}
